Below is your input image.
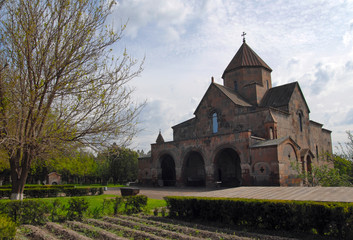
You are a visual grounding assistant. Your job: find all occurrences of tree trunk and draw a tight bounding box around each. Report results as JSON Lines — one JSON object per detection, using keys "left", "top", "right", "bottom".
{"left": 10, "top": 149, "right": 31, "bottom": 200}
{"left": 10, "top": 172, "right": 27, "bottom": 200}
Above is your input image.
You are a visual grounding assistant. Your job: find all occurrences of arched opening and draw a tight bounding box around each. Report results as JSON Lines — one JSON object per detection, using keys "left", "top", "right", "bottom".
{"left": 160, "top": 154, "right": 176, "bottom": 186}
{"left": 215, "top": 148, "right": 241, "bottom": 187}
{"left": 184, "top": 151, "right": 205, "bottom": 186}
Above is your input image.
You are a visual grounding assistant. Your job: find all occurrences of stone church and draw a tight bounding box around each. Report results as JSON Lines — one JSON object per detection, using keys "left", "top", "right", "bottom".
{"left": 138, "top": 39, "right": 332, "bottom": 187}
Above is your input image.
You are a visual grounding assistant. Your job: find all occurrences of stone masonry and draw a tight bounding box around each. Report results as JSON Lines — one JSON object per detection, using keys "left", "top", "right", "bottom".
{"left": 138, "top": 40, "right": 332, "bottom": 188}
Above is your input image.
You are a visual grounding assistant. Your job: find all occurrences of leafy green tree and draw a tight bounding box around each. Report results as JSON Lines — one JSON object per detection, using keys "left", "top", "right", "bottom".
{"left": 292, "top": 151, "right": 353, "bottom": 187}
{"left": 49, "top": 148, "right": 98, "bottom": 184}
{"left": 0, "top": 0, "right": 143, "bottom": 199}
{"left": 0, "top": 149, "right": 9, "bottom": 173}
{"left": 101, "top": 144, "right": 138, "bottom": 184}
{"left": 333, "top": 154, "right": 353, "bottom": 178}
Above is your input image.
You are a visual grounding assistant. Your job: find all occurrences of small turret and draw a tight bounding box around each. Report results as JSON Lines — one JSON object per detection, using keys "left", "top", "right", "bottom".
{"left": 156, "top": 130, "right": 165, "bottom": 144}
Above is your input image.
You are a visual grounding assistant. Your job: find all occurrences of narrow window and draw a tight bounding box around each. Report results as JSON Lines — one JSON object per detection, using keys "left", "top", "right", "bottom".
{"left": 269, "top": 127, "right": 273, "bottom": 139}
{"left": 234, "top": 80, "right": 238, "bottom": 91}
{"left": 212, "top": 112, "right": 218, "bottom": 133}
{"left": 299, "top": 113, "right": 303, "bottom": 132}
{"left": 266, "top": 80, "right": 269, "bottom": 89}
{"left": 307, "top": 156, "right": 312, "bottom": 174}
{"left": 316, "top": 145, "right": 319, "bottom": 161}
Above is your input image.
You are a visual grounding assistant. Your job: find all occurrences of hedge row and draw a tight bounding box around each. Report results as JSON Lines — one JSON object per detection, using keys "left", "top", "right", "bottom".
{"left": 0, "top": 184, "right": 75, "bottom": 189}
{"left": 0, "top": 187, "right": 103, "bottom": 198}
{"left": 165, "top": 196, "right": 353, "bottom": 239}
{"left": 0, "top": 195, "right": 148, "bottom": 225}
{"left": 0, "top": 214, "right": 17, "bottom": 239}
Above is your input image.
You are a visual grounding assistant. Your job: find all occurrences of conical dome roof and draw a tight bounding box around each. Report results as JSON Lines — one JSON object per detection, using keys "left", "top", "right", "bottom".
{"left": 156, "top": 131, "right": 164, "bottom": 144}
{"left": 222, "top": 42, "right": 272, "bottom": 78}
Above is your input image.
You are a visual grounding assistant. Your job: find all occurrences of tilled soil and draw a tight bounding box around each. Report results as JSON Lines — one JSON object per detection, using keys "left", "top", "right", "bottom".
{"left": 16, "top": 214, "right": 325, "bottom": 240}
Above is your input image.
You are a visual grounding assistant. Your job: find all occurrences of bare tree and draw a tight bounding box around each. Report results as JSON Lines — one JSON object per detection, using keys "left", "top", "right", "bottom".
{"left": 337, "top": 131, "right": 353, "bottom": 160}
{"left": 0, "top": 0, "right": 144, "bottom": 199}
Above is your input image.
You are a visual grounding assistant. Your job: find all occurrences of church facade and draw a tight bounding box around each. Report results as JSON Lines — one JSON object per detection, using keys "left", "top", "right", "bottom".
{"left": 138, "top": 40, "right": 332, "bottom": 187}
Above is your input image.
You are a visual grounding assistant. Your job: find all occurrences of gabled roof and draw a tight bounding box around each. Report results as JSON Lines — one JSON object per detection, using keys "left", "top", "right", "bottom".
{"left": 214, "top": 83, "right": 253, "bottom": 107}
{"left": 193, "top": 83, "right": 253, "bottom": 115}
{"left": 222, "top": 42, "right": 272, "bottom": 78}
{"left": 260, "top": 82, "right": 310, "bottom": 113}
{"left": 172, "top": 117, "right": 195, "bottom": 129}
{"left": 250, "top": 136, "right": 300, "bottom": 149}
{"left": 300, "top": 148, "right": 315, "bottom": 159}
{"left": 264, "top": 110, "right": 277, "bottom": 123}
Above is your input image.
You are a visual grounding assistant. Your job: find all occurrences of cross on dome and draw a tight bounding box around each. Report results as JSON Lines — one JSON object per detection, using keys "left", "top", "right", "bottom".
{"left": 241, "top": 32, "right": 246, "bottom": 43}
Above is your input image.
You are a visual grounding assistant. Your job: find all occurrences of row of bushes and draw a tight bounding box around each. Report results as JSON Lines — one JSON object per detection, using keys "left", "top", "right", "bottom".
{"left": 165, "top": 196, "right": 353, "bottom": 239}
{"left": 0, "top": 194, "right": 148, "bottom": 238}
{"left": 0, "top": 214, "right": 17, "bottom": 239}
{"left": 0, "top": 184, "right": 75, "bottom": 189}
{"left": 0, "top": 187, "right": 104, "bottom": 198}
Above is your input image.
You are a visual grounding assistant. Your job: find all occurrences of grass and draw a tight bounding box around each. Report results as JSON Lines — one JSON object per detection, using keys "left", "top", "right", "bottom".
{"left": 145, "top": 198, "right": 167, "bottom": 214}
{"left": 0, "top": 194, "right": 167, "bottom": 217}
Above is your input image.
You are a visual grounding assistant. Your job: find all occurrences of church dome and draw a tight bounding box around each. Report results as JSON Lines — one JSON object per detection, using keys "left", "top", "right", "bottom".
{"left": 222, "top": 41, "right": 272, "bottom": 78}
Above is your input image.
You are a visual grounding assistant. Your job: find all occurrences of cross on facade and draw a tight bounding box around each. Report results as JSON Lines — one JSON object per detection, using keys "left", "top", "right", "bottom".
{"left": 241, "top": 32, "right": 246, "bottom": 43}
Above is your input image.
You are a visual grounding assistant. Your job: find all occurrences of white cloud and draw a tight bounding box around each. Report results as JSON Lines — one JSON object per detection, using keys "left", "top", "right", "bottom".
{"left": 343, "top": 19, "right": 353, "bottom": 47}
{"left": 113, "top": 0, "right": 353, "bottom": 152}
{"left": 113, "top": 0, "right": 192, "bottom": 41}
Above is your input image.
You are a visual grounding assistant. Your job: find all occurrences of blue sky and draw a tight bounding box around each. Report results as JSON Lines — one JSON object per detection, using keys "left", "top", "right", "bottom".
{"left": 111, "top": 0, "right": 353, "bottom": 152}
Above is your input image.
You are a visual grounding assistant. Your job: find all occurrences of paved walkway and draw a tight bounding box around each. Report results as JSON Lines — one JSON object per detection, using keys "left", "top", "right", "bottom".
{"left": 192, "top": 187, "right": 353, "bottom": 202}
{"left": 106, "top": 186, "right": 353, "bottom": 202}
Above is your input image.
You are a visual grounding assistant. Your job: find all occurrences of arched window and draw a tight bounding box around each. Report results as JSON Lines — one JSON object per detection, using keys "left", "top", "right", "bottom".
{"left": 299, "top": 113, "right": 303, "bottom": 132}
{"left": 269, "top": 127, "right": 274, "bottom": 139}
{"left": 212, "top": 112, "right": 218, "bottom": 133}
{"left": 234, "top": 80, "right": 238, "bottom": 91}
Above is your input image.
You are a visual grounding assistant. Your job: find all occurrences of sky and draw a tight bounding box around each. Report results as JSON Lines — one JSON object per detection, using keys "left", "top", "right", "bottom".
{"left": 111, "top": 0, "right": 353, "bottom": 153}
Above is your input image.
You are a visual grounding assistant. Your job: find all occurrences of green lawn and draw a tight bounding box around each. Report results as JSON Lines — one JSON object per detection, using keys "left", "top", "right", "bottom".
{"left": 0, "top": 194, "right": 167, "bottom": 217}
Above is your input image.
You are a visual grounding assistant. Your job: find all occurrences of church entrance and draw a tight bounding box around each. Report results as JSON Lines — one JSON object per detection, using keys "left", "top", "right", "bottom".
{"left": 183, "top": 151, "right": 205, "bottom": 186}
{"left": 160, "top": 154, "right": 176, "bottom": 186}
{"left": 215, "top": 148, "right": 241, "bottom": 187}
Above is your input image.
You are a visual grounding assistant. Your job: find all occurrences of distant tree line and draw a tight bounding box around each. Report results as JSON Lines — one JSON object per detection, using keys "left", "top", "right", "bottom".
{"left": 0, "top": 143, "right": 139, "bottom": 186}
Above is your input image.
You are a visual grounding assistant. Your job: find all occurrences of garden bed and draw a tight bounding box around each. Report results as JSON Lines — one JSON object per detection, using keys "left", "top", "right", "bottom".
{"left": 16, "top": 214, "right": 305, "bottom": 240}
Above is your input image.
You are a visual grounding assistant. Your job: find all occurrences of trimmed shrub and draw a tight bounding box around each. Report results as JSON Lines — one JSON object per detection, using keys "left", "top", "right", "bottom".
{"left": 49, "top": 199, "right": 67, "bottom": 222}
{"left": 63, "top": 187, "right": 90, "bottom": 197}
{"left": 0, "top": 185, "right": 99, "bottom": 199}
{"left": 24, "top": 188, "right": 60, "bottom": 198}
{"left": 66, "top": 197, "right": 89, "bottom": 221}
{"left": 108, "top": 195, "right": 148, "bottom": 215}
{"left": 0, "top": 189, "right": 11, "bottom": 198}
{"left": 124, "top": 195, "right": 148, "bottom": 214}
{"left": 0, "top": 214, "right": 17, "bottom": 239}
{"left": 0, "top": 199, "right": 49, "bottom": 225}
{"left": 165, "top": 196, "right": 353, "bottom": 239}
{"left": 89, "top": 187, "right": 98, "bottom": 195}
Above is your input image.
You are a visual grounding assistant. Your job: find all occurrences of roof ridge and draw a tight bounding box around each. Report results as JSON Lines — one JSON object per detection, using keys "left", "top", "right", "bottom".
{"left": 214, "top": 83, "right": 253, "bottom": 107}
{"left": 268, "top": 81, "right": 297, "bottom": 90}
